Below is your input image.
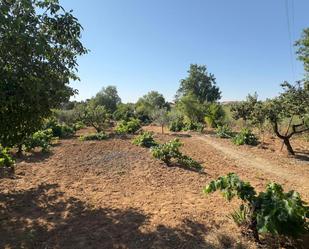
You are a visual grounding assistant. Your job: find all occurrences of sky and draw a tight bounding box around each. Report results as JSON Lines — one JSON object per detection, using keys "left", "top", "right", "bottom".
{"left": 61, "top": 0, "right": 309, "bottom": 103}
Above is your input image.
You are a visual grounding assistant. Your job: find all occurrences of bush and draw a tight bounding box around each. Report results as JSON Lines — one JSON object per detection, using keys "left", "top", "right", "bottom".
{"left": 115, "top": 119, "right": 141, "bottom": 134}
{"left": 0, "top": 144, "right": 14, "bottom": 175}
{"left": 73, "top": 121, "right": 86, "bottom": 131}
{"left": 79, "top": 132, "right": 109, "bottom": 141}
{"left": 0, "top": 145, "right": 14, "bottom": 168}
{"left": 132, "top": 132, "right": 157, "bottom": 148}
{"left": 183, "top": 121, "right": 204, "bottom": 132}
{"left": 151, "top": 139, "right": 182, "bottom": 165}
{"left": 43, "top": 118, "right": 75, "bottom": 138}
{"left": 204, "top": 103, "right": 225, "bottom": 128}
{"left": 232, "top": 128, "right": 258, "bottom": 146}
{"left": 216, "top": 125, "right": 235, "bottom": 138}
{"left": 151, "top": 139, "right": 202, "bottom": 170}
{"left": 24, "top": 129, "right": 54, "bottom": 152}
{"left": 204, "top": 173, "right": 309, "bottom": 241}
{"left": 169, "top": 118, "right": 185, "bottom": 132}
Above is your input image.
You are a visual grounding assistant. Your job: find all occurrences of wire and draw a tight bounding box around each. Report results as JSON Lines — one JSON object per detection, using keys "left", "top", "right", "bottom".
{"left": 284, "top": 0, "right": 296, "bottom": 81}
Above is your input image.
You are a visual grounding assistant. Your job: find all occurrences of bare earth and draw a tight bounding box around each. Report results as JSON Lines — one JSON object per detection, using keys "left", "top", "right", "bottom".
{"left": 0, "top": 127, "right": 308, "bottom": 249}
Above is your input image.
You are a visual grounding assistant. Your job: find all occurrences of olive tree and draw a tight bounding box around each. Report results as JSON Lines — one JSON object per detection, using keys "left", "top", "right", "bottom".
{"left": 0, "top": 0, "right": 87, "bottom": 150}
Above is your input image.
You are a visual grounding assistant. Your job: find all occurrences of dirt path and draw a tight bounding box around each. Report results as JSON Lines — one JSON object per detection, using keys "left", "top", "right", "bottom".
{"left": 194, "top": 134, "right": 309, "bottom": 193}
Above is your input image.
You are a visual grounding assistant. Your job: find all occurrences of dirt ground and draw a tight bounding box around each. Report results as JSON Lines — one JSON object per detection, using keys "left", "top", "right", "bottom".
{"left": 0, "top": 127, "right": 308, "bottom": 249}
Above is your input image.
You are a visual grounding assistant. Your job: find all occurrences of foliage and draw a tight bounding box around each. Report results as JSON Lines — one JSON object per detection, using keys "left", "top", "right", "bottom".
{"left": 113, "top": 103, "right": 136, "bottom": 121}
{"left": 132, "top": 132, "right": 157, "bottom": 148}
{"left": 169, "top": 119, "right": 185, "bottom": 132}
{"left": 151, "top": 139, "right": 182, "bottom": 165}
{"left": 43, "top": 118, "right": 75, "bottom": 138}
{"left": 115, "top": 119, "right": 141, "bottom": 134}
{"left": 168, "top": 110, "right": 185, "bottom": 132}
{"left": 77, "top": 102, "right": 111, "bottom": 133}
{"left": 176, "top": 64, "right": 221, "bottom": 103}
{"left": 230, "top": 93, "right": 259, "bottom": 123}
{"left": 0, "top": 0, "right": 87, "bottom": 148}
{"left": 79, "top": 132, "right": 109, "bottom": 141}
{"left": 0, "top": 144, "right": 14, "bottom": 169}
{"left": 151, "top": 139, "right": 202, "bottom": 170}
{"left": 92, "top": 86, "right": 121, "bottom": 113}
{"left": 264, "top": 82, "right": 309, "bottom": 154}
{"left": 183, "top": 121, "right": 204, "bottom": 132}
{"left": 176, "top": 94, "right": 206, "bottom": 123}
{"left": 216, "top": 125, "right": 235, "bottom": 138}
{"left": 204, "top": 103, "right": 225, "bottom": 128}
{"left": 135, "top": 91, "right": 169, "bottom": 123}
{"left": 72, "top": 121, "right": 86, "bottom": 131}
{"left": 53, "top": 109, "right": 78, "bottom": 126}
{"left": 295, "top": 28, "right": 309, "bottom": 77}
{"left": 232, "top": 128, "right": 259, "bottom": 146}
{"left": 203, "top": 173, "right": 309, "bottom": 240}
{"left": 24, "top": 129, "right": 54, "bottom": 153}
{"left": 151, "top": 108, "right": 170, "bottom": 134}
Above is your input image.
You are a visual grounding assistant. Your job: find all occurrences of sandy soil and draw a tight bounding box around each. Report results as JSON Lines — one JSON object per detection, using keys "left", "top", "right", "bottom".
{"left": 0, "top": 127, "right": 308, "bottom": 249}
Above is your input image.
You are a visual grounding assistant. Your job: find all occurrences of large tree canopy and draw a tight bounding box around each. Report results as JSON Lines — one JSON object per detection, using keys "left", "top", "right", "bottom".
{"left": 0, "top": 0, "right": 87, "bottom": 147}
{"left": 93, "top": 86, "right": 121, "bottom": 113}
{"left": 176, "top": 64, "right": 221, "bottom": 103}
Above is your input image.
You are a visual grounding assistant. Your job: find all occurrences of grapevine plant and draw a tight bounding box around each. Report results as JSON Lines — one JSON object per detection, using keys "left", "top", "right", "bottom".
{"left": 0, "top": 144, "right": 14, "bottom": 176}
{"left": 151, "top": 138, "right": 202, "bottom": 170}
{"left": 132, "top": 131, "right": 158, "bottom": 148}
{"left": 203, "top": 173, "right": 309, "bottom": 242}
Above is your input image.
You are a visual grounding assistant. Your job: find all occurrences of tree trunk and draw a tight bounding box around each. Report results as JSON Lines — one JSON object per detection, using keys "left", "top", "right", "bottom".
{"left": 161, "top": 125, "right": 164, "bottom": 134}
{"left": 283, "top": 137, "right": 295, "bottom": 155}
{"left": 17, "top": 144, "right": 23, "bottom": 158}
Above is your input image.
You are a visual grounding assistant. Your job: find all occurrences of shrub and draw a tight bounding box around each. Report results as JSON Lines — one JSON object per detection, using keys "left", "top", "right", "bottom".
{"left": 132, "top": 132, "right": 157, "bottom": 148}
{"left": 72, "top": 121, "right": 86, "bottom": 131}
{"left": 151, "top": 139, "right": 202, "bottom": 170}
{"left": 44, "top": 118, "right": 75, "bottom": 138}
{"left": 151, "top": 139, "right": 182, "bottom": 165}
{"left": 183, "top": 121, "right": 204, "bottom": 132}
{"left": 232, "top": 128, "right": 258, "bottom": 146}
{"left": 216, "top": 125, "right": 235, "bottom": 138}
{"left": 204, "top": 103, "right": 225, "bottom": 128}
{"left": 203, "top": 173, "right": 309, "bottom": 242}
{"left": 115, "top": 119, "right": 141, "bottom": 134}
{"left": 0, "top": 144, "right": 14, "bottom": 174}
{"left": 169, "top": 118, "right": 185, "bottom": 132}
{"left": 24, "top": 129, "right": 54, "bottom": 152}
{"left": 79, "top": 132, "right": 109, "bottom": 141}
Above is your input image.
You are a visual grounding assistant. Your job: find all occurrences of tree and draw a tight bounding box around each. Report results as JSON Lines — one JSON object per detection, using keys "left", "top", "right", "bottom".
{"left": 264, "top": 82, "right": 309, "bottom": 155}
{"left": 151, "top": 108, "right": 170, "bottom": 134}
{"left": 76, "top": 101, "right": 111, "bottom": 133}
{"left": 176, "top": 64, "right": 221, "bottom": 103}
{"left": 93, "top": 86, "right": 121, "bottom": 113}
{"left": 135, "top": 91, "right": 168, "bottom": 122}
{"left": 0, "top": 0, "right": 87, "bottom": 149}
{"left": 176, "top": 94, "right": 205, "bottom": 123}
{"left": 295, "top": 28, "right": 309, "bottom": 78}
{"left": 230, "top": 93, "right": 259, "bottom": 123}
{"left": 113, "top": 103, "right": 136, "bottom": 121}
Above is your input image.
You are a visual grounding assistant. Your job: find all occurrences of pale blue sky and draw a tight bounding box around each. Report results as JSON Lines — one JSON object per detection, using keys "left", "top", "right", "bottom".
{"left": 62, "top": 0, "right": 309, "bottom": 103}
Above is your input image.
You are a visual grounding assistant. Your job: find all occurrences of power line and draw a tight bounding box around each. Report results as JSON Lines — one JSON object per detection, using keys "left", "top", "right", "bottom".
{"left": 284, "top": 0, "right": 296, "bottom": 81}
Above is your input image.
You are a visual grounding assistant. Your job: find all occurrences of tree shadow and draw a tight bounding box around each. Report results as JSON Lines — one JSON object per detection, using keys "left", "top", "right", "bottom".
{"left": 15, "top": 150, "right": 54, "bottom": 163}
{"left": 0, "top": 183, "right": 235, "bottom": 249}
{"left": 293, "top": 152, "right": 309, "bottom": 162}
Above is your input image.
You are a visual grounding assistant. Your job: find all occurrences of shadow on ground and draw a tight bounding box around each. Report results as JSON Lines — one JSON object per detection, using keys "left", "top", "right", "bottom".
{"left": 0, "top": 184, "right": 240, "bottom": 249}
